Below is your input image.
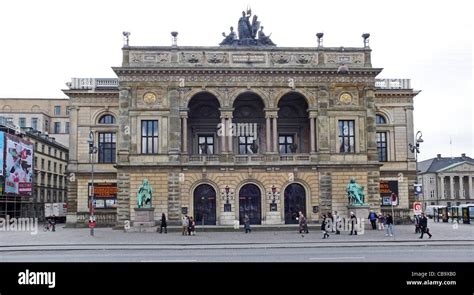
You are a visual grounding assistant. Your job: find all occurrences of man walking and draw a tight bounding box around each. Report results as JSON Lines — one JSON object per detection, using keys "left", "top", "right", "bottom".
{"left": 349, "top": 212, "right": 357, "bottom": 235}
{"left": 419, "top": 212, "right": 432, "bottom": 239}
{"left": 368, "top": 210, "right": 377, "bottom": 230}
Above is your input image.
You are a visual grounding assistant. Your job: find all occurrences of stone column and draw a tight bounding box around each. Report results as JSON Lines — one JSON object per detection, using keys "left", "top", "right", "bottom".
{"left": 450, "top": 175, "right": 454, "bottom": 199}
{"left": 439, "top": 176, "right": 445, "bottom": 200}
{"left": 272, "top": 116, "right": 278, "bottom": 153}
{"left": 68, "top": 106, "right": 78, "bottom": 164}
{"left": 266, "top": 116, "right": 271, "bottom": 153}
{"left": 405, "top": 106, "right": 415, "bottom": 160}
{"left": 309, "top": 113, "right": 316, "bottom": 153}
{"left": 469, "top": 176, "right": 473, "bottom": 199}
{"left": 227, "top": 116, "right": 233, "bottom": 153}
{"left": 220, "top": 117, "right": 226, "bottom": 153}
{"left": 182, "top": 116, "right": 188, "bottom": 154}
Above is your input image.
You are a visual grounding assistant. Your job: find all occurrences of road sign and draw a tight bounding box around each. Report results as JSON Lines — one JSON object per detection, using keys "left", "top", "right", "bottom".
{"left": 88, "top": 220, "right": 96, "bottom": 229}
{"left": 413, "top": 202, "right": 422, "bottom": 215}
{"left": 414, "top": 184, "right": 422, "bottom": 195}
{"left": 391, "top": 193, "right": 398, "bottom": 206}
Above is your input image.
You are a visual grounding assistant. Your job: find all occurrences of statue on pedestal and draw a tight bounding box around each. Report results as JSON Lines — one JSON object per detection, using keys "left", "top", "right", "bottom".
{"left": 137, "top": 179, "right": 153, "bottom": 208}
{"left": 346, "top": 177, "right": 366, "bottom": 205}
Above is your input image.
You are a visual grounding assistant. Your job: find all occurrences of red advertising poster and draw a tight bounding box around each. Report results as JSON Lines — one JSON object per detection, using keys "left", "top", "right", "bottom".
{"left": 4, "top": 134, "right": 34, "bottom": 196}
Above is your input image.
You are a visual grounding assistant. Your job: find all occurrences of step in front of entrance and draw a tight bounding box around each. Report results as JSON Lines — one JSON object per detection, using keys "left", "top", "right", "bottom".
{"left": 125, "top": 224, "right": 322, "bottom": 233}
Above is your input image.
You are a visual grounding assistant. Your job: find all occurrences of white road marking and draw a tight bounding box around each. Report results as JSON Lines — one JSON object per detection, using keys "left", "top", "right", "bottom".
{"left": 309, "top": 256, "right": 365, "bottom": 260}
{"left": 140, "top": 259, "right": 197, "bottom": 262}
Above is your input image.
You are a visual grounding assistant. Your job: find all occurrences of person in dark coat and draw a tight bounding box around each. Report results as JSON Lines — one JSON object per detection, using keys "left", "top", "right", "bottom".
{"left": 243, "top": 214, "right": 251, "bottom": 233}
{"left": 349, "top": 212, "right": 357, "bottom": 235}
{"left": 385, "top": 214, "right": 394, "bottom": 236}
{"left": 368, "top": 210, "right": 377, "bottom": 230}
{"left": 159, "top": 213, "right": 167, "bottom": 233}
{"left": 419, "top": 213, "right": 432, "bottom": 239}
{"left": 321, "top": 214, "right": 329, "bottom": 239}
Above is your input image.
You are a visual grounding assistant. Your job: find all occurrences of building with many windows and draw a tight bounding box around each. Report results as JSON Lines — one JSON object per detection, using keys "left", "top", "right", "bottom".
{"left": 418, "top": 154, "right": 474, "bottom": 208}
{"left": 0, "top": 118, "right": 68, "bottom": 220}
{"left": 0, "top": 98, "right": 70, "bottom": 147}
{"left": 64, "top": 13, "right": 420, "bottom": 227}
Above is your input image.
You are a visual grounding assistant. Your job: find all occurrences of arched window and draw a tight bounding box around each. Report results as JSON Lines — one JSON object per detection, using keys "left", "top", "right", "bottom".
{"left": 376, "top": 114, "right": 387, "bottom": 125}
{"left": 98, "top": 114, "right": 116, "bottom": 124}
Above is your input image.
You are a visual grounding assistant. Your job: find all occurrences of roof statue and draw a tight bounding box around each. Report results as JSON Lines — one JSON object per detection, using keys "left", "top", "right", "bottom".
{"left": 220, "top": 8, "right": 276, "bottom": 46}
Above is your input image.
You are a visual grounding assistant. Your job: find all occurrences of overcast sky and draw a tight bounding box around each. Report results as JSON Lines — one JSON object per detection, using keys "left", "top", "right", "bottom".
{"left": 0, "top": 0, "right": 472, "bottom": 160}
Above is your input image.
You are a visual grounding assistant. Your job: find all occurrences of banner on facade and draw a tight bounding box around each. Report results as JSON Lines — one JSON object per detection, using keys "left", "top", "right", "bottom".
{"left": 380, "top": 180, "right": 399, "bottom": 206}
{"left": 4, "top": 134, "right": 34, "bottom": 195}
{"left": 0, "top": 131, "right": 4, "bottom": 177}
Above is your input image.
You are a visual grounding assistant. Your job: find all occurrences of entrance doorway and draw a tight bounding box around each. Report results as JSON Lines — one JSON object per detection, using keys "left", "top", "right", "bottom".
{"left": 193, "top": 184, "right": 216, "bottom": 225}
{"left": 239, "top": 184, "right": 262, "bottom": 225}
{"left": 284, "top": 183, "right": 306, "bottom": 224}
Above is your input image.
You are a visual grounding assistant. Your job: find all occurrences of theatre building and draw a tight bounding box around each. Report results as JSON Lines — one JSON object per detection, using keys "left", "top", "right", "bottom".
{"left": 64, "top": 12, "right": 419, "bottom": 227}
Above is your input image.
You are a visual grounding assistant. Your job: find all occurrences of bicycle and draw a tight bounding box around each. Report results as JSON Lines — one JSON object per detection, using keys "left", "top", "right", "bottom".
{"left": 43, "top": 223, "right": 53, "bottom": 231}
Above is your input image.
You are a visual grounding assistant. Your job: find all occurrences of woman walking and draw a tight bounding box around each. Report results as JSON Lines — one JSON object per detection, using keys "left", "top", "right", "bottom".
{"left": 159, "top": 213, "right": 167, "bottom": 233}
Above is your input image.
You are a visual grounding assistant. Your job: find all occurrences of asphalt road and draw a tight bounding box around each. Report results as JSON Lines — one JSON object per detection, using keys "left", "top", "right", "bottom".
{"left": 2, "top": 244, "right": 473, "bottom": 262}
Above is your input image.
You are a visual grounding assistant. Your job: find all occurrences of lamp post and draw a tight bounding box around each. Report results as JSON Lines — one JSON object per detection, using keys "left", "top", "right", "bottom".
{"left": 409, "top": 131, "right": 424, "bottom": 201}
{"left": 221, "top": 186, "right": 234, "bottom": 212}
{"left": 87, "top": 131, "right": 98, "bottom": 236}
{"left": 267, "top": 185, "right": 280, "bottom": 211}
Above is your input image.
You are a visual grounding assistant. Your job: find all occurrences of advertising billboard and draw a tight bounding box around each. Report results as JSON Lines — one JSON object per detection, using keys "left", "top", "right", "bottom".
{"left": 4, "top": 133, "right": 34, "bottom": 195}
{"left": 0, "top": 131, "right": 4, "bottom": 177}
{"left": 380, "top": 180, "right": 399, "bottom": 206}
{"left": 88, "top": 183, "right": 118, "bottom": 209}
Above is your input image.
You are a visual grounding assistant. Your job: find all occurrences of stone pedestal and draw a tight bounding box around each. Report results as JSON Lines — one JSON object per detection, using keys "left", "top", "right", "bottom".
{"left": 219, "top": 212, "right": 235, "bottom": 226}
{"left": 133, "top": 207, "right": 155, "bottom": 227}
{"left": 347, "top": 205, "right": 371, "bottom": 230}
{"left": 264, "top": 211, "right": 281, "bottom": 225}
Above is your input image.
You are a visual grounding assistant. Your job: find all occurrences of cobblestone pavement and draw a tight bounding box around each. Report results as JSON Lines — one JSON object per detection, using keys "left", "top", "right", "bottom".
{"left": 0, "top": 221, "right": 472, "bottom": 247}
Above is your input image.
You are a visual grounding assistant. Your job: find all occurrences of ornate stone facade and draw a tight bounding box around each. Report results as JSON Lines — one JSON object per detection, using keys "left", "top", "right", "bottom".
{"left": 64, "top": 44, "right": 419, "bottom": 227}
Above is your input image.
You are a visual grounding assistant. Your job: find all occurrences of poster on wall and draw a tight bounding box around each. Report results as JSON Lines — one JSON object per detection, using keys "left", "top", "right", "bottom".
{"left": 88, "top": 183, "right": 118, "bottom": 209}
{"left": 4, "top": 134, "right": 34, "bottom": 195}
{"left": 380, "top": 180, "right": 399, "bottom": 206}
{"left": 0, "top": 131, "right": 4, "bottom": 177}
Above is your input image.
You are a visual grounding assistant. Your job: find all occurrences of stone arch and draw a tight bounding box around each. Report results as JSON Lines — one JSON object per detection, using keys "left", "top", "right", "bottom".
{"left": 235, "top": 180, "right": 265, "bottom": 225}
{"left": 375, "top": 109, "right": 393, "bottom": 125}
{"left": 31, "top": 105, "right": 41, "bottom": 112}
{"left": 229, "top": 89, "right": 269, "bottom": 108}
{"left": 2, "top": 105, "right": 11, "bottom": 112}
{"left": 92, "top": 109, "right": 118, "bottom": 125}
{"left": 274, "top": 89, "right": 314, "bottom": 108}
{"left": 184, "top": 89, "right": 223, "bottom": 108}
{"left": 189, "top": 180, "right": 220, "bottom": 225}
{"left": 281, "top": 180, "right": 311, "bottom": 224}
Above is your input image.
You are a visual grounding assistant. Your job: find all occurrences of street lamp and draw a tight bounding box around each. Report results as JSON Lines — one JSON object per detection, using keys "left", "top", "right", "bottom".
{"left": 409, "top": 131, "right": 424, "bottom": 201}
{"left": 220, "top": 186, "right": 234, "bottom": 212}
{"left": 87, "top": 131, "right": 98, "bottom": 236}
{"left": 267, "top": 185, "right": 280, "bottom": 211}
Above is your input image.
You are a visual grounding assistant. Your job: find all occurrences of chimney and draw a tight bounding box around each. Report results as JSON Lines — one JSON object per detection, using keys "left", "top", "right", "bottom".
{"left": 461, "top": 153, "right": 466, "bottom": 158}
{"left": 437, "top": 154, "right": 442, "bottom": 159}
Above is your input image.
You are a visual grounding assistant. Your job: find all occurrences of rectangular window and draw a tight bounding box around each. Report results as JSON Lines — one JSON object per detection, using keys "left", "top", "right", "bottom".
{"left": 66, "top": 107, "right": 70, "bottom": 115}
{"left": 54, "top": 149, "right": 57, "bottom": 157}
{"left": 279, "top": 135, "right": 295, "bottom": 154}
{"left": 48, "top": 160, "right": 51, "bottom": 171}
{"left": 338, "top": 120, "right": 355, "bottom": 153}
{"left": 198, "top": 135, "right": 214, "bottom": 154}
{"left": 48, "top": 147, "right": 51, "bottom": 155}
{"left": 376, "top": 132, "right": 388, "bottom": 161}
{"left": 98, "top": 132, "right": 116, "bottom": 163}
{"left": 41, "top": 144, "right": 45, "bottom": 153}
{"left": 34, "top": 156, "right": 38, "bottom": 168}
{"left": 41, "top": 159, "right": 45, "bottom": 169}
{"left": 65, "top": 122, "right": 70, "bottom": 134}
{"left": 141, "top": 120, "right": 158, "bottom": 154}
{"left": 54, "top": 106, "right": 61, "bottom": 116}
{"left": 60, "top": 151, "right": 63, "bottom": 159}
{"left": 19, "top": 118, "right": 26, "bottom": 128}
{"left": 54, "top": 122, "right": 61, "bottom": 133}
{"left": 31, "top": 118, "right": 38, "bottom": 130}
{"left": 59, "top": 164, "right": 62, "bottom": 174}
{"left": 238, "top": 136, "right": 256, "bottom": 154}
{"left": 45, "top": 119, "right": 49, "bottom": 132}
{"left": 53, "top": 162, "right": 57, "bottom": 173}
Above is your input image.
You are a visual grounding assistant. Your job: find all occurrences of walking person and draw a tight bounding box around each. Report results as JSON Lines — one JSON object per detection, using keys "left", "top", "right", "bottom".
{"left": 378, "top": 213, "right": 385, "bottom": 230}
{"left": 321, "top": 214, "right": 330, "bottom": 239}
{"left": 189, "top": 216, "right": 196, "bottom": 236}
{"left": 182, "top": 215, "right": 189, "bottom": 235}
{"left": 243, "top": 214, "right": 252, "bottom": 233}
{"left": 349, "top": 212, "right": 357, "bottom": 235}
{"left": 419, "top": 213, "right": 432, "bottom": 239}
{"left": 48, "top": 216, "right": 56, "bottom": 232}
{"left": 298, "top": 211, "right": 309, "bottom": 234}
{"left": 334, "top": 211, "right": 341, "bottom": 234}
{"left": 327, "top": 212, "right": 335, "bottom": 233}
{"left": 368, "top": 210, "right": 377, "bottom": 230}
{"left": 159, "top": 213, "right": 167, "bottom": 233}
{"left": 414, "top": 214, "right": 421, "bottom": 234}
{"left": 385, "top": 213, "right": 394, "bottom": 236}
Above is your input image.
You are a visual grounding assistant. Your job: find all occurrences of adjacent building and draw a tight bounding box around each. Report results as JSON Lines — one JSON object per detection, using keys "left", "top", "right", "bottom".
{"left": 64, "top": 11, "right": 420, "bottom": 228}
{"left": 0, "top": 98, "right": 70, "bottom": 147}
{"left": 0, "top": 117, "right": 68, "bottom": 220}
{"left": 419, "top": 154, "right": 474, "bottom": 208}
